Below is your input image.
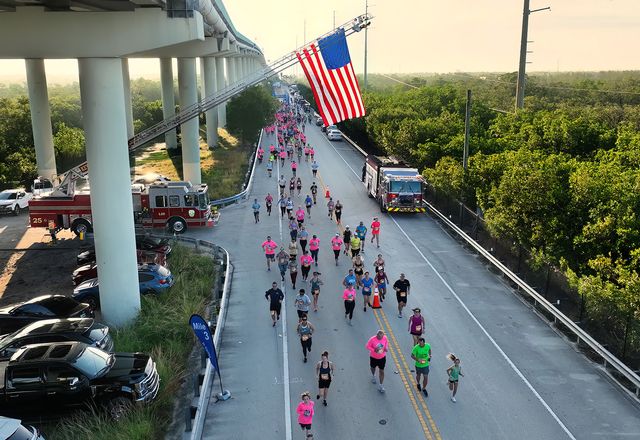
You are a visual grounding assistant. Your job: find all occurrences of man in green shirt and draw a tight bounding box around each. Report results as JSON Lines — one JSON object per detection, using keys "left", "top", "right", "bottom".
{"left": 411, "top": 337, "right": 431, "bottom": 397}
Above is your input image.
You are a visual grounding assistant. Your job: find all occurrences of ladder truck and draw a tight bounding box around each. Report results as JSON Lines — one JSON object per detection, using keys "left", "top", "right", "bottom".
{"left": 28, "top": 14, "right": 373, "bottom": 235}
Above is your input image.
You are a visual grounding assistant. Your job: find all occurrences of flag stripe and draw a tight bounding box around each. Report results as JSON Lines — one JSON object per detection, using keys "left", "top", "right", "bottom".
{"left": 296, "top": 30, "right": 365, "bottom": 126}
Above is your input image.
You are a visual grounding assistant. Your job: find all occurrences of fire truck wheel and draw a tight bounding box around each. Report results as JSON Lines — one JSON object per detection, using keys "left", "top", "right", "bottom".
{"left": 379, "top": 199, "right": 387, "bottom": 213}
{"left": 71, "top": 219, "right": 92, "bottom": 237}
{"left": 168, "top": 218, "right": 187, "bottom": 234}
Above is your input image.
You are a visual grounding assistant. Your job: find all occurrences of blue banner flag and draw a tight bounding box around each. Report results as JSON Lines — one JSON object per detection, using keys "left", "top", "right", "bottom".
{"left": 189, "top": 314, "right": 219, "bottom": 371}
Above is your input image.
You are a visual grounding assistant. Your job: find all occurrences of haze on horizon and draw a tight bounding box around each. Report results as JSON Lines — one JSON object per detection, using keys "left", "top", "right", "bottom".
{"left": 0, "top": 0, "right": 638, "bottom": 84}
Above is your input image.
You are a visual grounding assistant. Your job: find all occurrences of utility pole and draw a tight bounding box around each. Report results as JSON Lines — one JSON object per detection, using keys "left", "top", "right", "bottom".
{"left": 364, "top": 0, "right": 369, "bottom": 89}
{"left": 515, "top": 0, "right": 550, "bottom": 111}
{"left": 463, "top": 89, "right": 471, "bottom": 171}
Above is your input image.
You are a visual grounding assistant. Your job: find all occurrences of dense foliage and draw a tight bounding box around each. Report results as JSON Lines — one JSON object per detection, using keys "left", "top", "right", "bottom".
{"left": 226, "top": 84, "right": 278, "bottom": 142}
{"left": 338, "top": 72, "right": 640, "bottom": 357}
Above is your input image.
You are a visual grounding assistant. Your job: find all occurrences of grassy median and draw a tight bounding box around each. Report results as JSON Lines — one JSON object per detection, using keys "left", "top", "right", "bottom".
{"left": 50, "top": 244, "right": 217, "bottom": 440}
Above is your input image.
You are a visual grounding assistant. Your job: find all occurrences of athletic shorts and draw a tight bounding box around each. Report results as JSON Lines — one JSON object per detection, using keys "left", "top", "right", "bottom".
{"left": 318, "top": 378, "right": 331, "bottom": 389}
{"left": 299, "top": 423, "right": 312, "bottom": 430}
{"left": 396, "top": 293, "right": 407, "bottom": 304}
{"left": 448, "top": 379, "right": 458, "bottom": 384}
{"left": 415, "top": 365, "right": 430, "bottom": 375}
{"left": 354, "top": 269, "right": 364, "bottom": 276}
{"left": 270, "top": 304, "right": 281, "bottom": 313}
{"left": 362, "top": 289, "right": 372, "bottom": 297}
{"left": 369, "top": 356, "right": 386, "bottom": 370}
{"left": 266, "top": 254, "right": 275, "bottom": 260}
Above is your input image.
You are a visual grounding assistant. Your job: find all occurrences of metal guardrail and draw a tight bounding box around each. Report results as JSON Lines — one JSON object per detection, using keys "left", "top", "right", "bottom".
{"left": 209, "top": 128, "right": 263, "bottom": 208}
{"left": 342, "top": 134, "right": 640, "bottom": 398}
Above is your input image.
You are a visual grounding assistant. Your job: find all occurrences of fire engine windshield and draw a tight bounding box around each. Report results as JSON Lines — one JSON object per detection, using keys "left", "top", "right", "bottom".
{"left": 389, "top": 181, "right": 422, "bottom": 194}
{"left": 198, "top": 193, "right": 209, "bottom": 209}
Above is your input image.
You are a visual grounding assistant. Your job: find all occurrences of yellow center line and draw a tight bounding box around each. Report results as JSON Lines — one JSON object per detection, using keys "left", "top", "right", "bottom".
{"left": 379, "top": 308, "right": 443, "bottom": 440}
{"left": 373, "top": 309, "right": 434, "bottom": 440}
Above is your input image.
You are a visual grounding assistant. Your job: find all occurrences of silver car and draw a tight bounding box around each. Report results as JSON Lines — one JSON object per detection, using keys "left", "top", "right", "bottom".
{"left": 327, "top": 129, "right": 343, "bottom": 141}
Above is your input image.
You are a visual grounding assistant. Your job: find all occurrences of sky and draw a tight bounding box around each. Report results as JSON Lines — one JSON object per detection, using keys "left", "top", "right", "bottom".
{"left": 0, "top": 0, "right": 638, "bottom": 83}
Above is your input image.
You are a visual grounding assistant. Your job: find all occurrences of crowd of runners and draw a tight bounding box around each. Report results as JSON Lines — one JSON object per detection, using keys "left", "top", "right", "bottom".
{"left": 257, "top": 99, "right": 463, "bottom": 439}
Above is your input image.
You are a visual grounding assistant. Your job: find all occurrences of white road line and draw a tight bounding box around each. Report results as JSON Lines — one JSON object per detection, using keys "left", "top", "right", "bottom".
{"left": 275, "top": 128, "right": 293, "bottom": 440}
{"left": 390, "top": 216, "right": 578, "bottom": 440}
{"left": 326, "top": 132, "right": 578, "bottom": 440}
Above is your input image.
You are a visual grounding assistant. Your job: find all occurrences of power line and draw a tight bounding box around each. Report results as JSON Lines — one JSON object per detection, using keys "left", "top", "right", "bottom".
{"left": 378, "top": 73, "right": 419, "bottom": 89}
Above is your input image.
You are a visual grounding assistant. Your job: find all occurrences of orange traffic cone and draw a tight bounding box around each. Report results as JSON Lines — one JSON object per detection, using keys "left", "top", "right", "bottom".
{"left": 371, "top": 287, "right": 382, "bottom": 309}
{"left": 325, "top": 188, "right": 331, "bottom": 199}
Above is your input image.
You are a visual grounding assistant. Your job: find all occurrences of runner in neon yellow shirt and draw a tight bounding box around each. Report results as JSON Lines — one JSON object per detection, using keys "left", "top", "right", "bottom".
{"left": 411, "top": 338, "right": 431, "bottom": 397}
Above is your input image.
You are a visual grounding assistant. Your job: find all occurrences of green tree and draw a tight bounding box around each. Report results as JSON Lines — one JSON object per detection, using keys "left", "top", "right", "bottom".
{"left": 53, "top": 122, "right": 86, "bottom": 172}
{"left": 226, "top": 84, "right": 278, "bottom": 142}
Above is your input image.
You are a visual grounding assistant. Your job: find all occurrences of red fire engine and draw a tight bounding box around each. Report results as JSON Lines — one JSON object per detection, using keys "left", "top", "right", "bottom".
{"left": 29, "top": 180, "right": 212, "bottom": 235}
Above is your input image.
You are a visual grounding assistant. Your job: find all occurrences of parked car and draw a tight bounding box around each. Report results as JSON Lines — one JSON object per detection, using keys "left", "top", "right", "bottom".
{"left": 0, "top": 416, "right": 45, "bottom": 440}
{"left": 135, "top": 235, "right": 171, "bottom": 254}
{"left": 0, "top": 318, "right": 113, "bottom": 361}
{"left": 76, "top": 240, "right": 169, "bottom": 266}
{"left": 321, "top": 124, "right": 337, "bottom": 133}
{"left": 0, "top": 190, "right": 31, "bottom": 216}
{"left": 31, "top": 177, "right": 53, "bottom": 197}
{"left": 327, "top": 129, "right": 343, "bottom": 141}
{"left": 73, "top": 264, "right": 174, "bottom": 310}
{"left": 0, "top": 296, "right": 93, "bottom": 335}
{"left": 73, "top": 250, "right": 166, "bottom": 285}
{"left": 315, "top": 117, "right": 323, "bottom": 126}
{"left": 0, "top": 342, "right": 159, "bottom": 419}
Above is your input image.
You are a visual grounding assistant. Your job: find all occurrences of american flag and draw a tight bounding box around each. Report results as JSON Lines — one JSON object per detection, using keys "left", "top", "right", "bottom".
{"left": 296, "top": 29, "right": 365, "bottom": 126}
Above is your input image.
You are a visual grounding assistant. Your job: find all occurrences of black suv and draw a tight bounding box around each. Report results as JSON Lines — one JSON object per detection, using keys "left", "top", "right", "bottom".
{"left": 0, "top": 296, "right": 93, "bottom": 335}
{"left": 0, "top": 318, "right": 114, "bottom": 361}
{"left": 0, "top": 342, "right": 159, "bottom": 419}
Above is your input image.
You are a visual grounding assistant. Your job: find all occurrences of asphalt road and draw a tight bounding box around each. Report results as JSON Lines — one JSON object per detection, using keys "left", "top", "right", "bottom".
{"left": 193, "top": 117, "right": 640, "bottom": 440}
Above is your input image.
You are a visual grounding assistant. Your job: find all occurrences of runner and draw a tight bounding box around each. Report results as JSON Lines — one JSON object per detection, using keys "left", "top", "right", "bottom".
{"left": 411, "top": 337, "right": 431, "bottom": 397}
{"left": 366, "top": 330, "right": 389, "bottom": 393}
{"left": 295, "top": 288, "right": 312, "bottom": 320}
{"left": 296, "top": 206, "right": 306, "bottom": 228}
{"left": 300, "top": 250, "right": 314, "bottom": 281}
{"left": 371, "top": 217, "right": 381, "bottom": 248}
{"left": 261, "top": 236, "right": 277, "bottom": 271}
{"left": 331, "top": 233, "right": 343, "bottom": 266}
{"left": 264, "top": 281, "right": 284, "bottom": 326}
{"left": 361, "top": 271, "right": 374, "bottom": 311}
{"left": 350, "top": 234, "right": 361, "bottom": 258}
{"left": 342, "top": 226, "right": 352, "bottom": 255}
{"left": 355, "top": 221, "right": 367, "bottom": 252}
{"left": 291, "top": 160, "right": 298, "bottom": 177}
{"left": 343, "top": 283, "right": 357, "bottom": 325}
{"left": 327, "top": 197, "right": 335, "bottom": 219}
{"left": 304, "top": 145, "right": 310, "bottom": 162}
{"left": 310, "top": 271, "right": 323, "bottom": 312}
{"left": 446, "top": 353, "right": 464, "bottom": 402}
{"left": 334, "top": 200, "right": 343, "bottom": 224}
{"left": 289, "top": 257, "right": 299, "bottom": 289}
{"left": 278, "top": 175, "right": 286, "bottom": 195}
{"left": 288, "top": 237, "right": 299, "bottom": 262}
{"left": 289, "top": 177, "right": 296, "bottom": 195}
{"left": 286, "top": 197, "right": 294, "bottom": 218}
{"left": 297, "top": 145, "right": 303, "bottom": 161}
{"left": 289, "top": 216, "right": 299, "bottom": 241}
{"left": 373, "top": 254, "right": 385, "bottom": 274}
{"left": 310, "top": 182, "right": 318, "bottom": 204}
{"left": 315, "top": 351, "right": 334, "bottom": 406}
{"left": 305, "top": 194, "right": 313, "bottom": 216}
{"left": 257, "top": 146, "right": 264, "bottom": 163}
{"left": 311, "top": 160, "right": 319, "bottom": 178}
{"left": 265, "top": 193, "right": 273, "bottom": 216}
{"left": 374, "top": 268, "right": 389, "bottom": 301}
{"left": 309, "top": 235, "right": 320, "bottom": 266}
{"left": 296, "top": 177, "right": 303, "bottom": 196}
{"left": 279, "top": 149, "right": 286, "bottom": 166}
{"left": 278, "top": 195, "right": 287, "bottom": 217}
{"left": 266, "top": 159, "right": 273, "bottom": 177}
{"left": 298, "top": 226, "right": 309, "bottom": 253}
{"left": 393, "top": 273, "right": 411, "bottom": 318}
{"left": 352, "top": 254, "right": 365, "bottom": 286}
{"left": 276, "top": 247, "right": 290, "bottom": 282}
{"left": 296, "top": 392, "right": 315, "bottom": 437}
{"left": 408, "top": 308, "right": 425, "bottom": 346}
{"left": 309, "top": 146, "right": 315, "bottom": 160}
{"left": 342, "top": 268, "right": 357, "bottom": 288}
{"left": 251, "top": 199, "right": 260, "bottom": 223}
{"left": 297, "top": 314, "right": 315, "bottom": 362}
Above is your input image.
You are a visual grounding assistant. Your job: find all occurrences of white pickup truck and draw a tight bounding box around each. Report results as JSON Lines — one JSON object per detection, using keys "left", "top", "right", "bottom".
{"left": 0, "top": 189, "right": 32, "bottom": 216}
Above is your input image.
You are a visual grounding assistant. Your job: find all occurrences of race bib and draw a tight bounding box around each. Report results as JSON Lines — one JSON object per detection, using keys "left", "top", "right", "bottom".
{"left": 419, "top": 358, "right": 426, "bottom": 364}
{"left": 320, "top": 373, "right": 329, "bottom": 380}
{"left": 301, "top": 334, "right": 310, "bottom": 341}
{"left": 348, "top": 293, "right": 353, "bottom": 299}
{"left": 415, "top": 325, "right": 422, "bottom": 332}
{"left": 303, "top": 410, "right": 310, "bottom": 417}
{"left": 313, "top": 289, "right": 319, "bottom": 294}
{"left": 400, "top": 292, "right": 406, "bottom": 297}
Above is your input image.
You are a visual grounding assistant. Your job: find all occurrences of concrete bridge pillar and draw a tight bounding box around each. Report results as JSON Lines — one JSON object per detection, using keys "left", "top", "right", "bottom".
{"left": 177, "top": 57, "right": 201, "bottom": 184}
{"left": 160, "top": 57, "right": 178, "bottom": 151}
{"left": 216, "top": 56, "right": 227, "bottom": 127}
{"left": 25, "top": 58, "right": 57, "bottom": 181}
{"left": 202, "top": 56, "right": 218, "bottom": 148}
{"left": 121, "top": 58, "right": 134, "bottom": 139}
{"left": 78, "top": 57, "right": 140, "bottom": 326}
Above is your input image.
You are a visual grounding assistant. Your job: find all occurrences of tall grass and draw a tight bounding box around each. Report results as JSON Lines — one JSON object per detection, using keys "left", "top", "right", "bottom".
{"left": 50, "top": 245, "right": 216, "bottom": 440}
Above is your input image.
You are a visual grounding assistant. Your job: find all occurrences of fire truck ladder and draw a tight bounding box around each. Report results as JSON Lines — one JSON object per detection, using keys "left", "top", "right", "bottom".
{"left": 52, "top": 14, "right": 372, "bottom": 197}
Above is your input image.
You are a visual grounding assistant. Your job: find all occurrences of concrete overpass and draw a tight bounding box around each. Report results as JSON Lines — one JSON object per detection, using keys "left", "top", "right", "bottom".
{"left": 0, "top": 0, "right": 265, "bottom": 325}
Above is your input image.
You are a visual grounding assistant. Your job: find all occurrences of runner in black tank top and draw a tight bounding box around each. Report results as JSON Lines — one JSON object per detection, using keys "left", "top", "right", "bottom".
{"left": 316, "top": 351, "right": 334, "bottom": 406}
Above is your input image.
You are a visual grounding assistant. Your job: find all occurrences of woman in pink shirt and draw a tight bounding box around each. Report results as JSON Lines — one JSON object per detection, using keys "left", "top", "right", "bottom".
{"left": 331, "top": 233, "right": 343, "bottom": 266}
{"left": 343, "top": 284, "right": 357, "bottom": 325}
{"left": 309, "top": 235, "right": 320, "bottom": 266}
{"left": 366, "top": 330, "right": 389, "bottom": 393}
{"left": 296, "top": 391, "right": 315, "bottom": 436}
{"left": 309, "top": 147, "right": 315, "bottom": 160}
{"left": 261, "top": 236, "right": 277, "bottom": 271}
{"left": 300, "top": 251, "right": 314, "bottom": 281}
{"left": 279, "top": 150, "right": 286, "bottom": 166}
{"left": 291, "top": 160, "right": 298, "bottom": 177}
{"left": 296, "top": 207, "right": 305, "bottom": 228}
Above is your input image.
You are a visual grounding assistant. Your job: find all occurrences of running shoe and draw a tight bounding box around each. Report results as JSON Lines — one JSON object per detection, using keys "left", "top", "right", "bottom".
{"left": 371, "top": 376, "right": 377, "bottom": 384}
{"left": 423, "top": 389, "right": 428, "bottom": 397}
{"left": 417, "top": 383, "right": 421, "bottom": 391}
{"left": 451, "top": 396, "right": 456, "bottom": 402}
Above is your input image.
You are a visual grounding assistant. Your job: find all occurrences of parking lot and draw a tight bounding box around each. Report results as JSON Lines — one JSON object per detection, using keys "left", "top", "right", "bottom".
{"left": 0, "top": 213, "right": 86, "bottom": 306}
